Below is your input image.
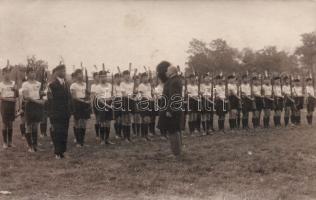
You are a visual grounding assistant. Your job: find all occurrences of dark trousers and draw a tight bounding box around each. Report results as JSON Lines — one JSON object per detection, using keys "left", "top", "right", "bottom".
{"left": 51, "top": 118, "right": 69, "bottom": 156}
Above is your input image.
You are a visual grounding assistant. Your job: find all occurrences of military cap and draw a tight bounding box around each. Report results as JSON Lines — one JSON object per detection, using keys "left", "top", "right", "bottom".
{"left": 52, "top": 64, "right": 66, "bottom": 74}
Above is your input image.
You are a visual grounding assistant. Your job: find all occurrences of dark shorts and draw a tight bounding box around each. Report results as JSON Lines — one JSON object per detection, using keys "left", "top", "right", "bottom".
{"left": 73, "top": 99, "right": 91, "bottom": 120}
{"left": 307, "top": 97, "right": 315, "bottom": 112}
{"left": 25, "top": 101, "right": 43, "bottom": 124}
{"left": 1, "top": 100, "right": 16, "bottom": 123}
{"left": 264, "top": 97, "right": 274, "bottom": 110}
{"left": 255, "top": 97, "right": 264, "bottom": 111}
{"left": 274, "top": 97, "right": 284, "bottom": 111}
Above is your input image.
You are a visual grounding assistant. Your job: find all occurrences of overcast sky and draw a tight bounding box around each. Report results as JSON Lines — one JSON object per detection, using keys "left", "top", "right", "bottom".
{"left": 0, "top": 0, "right": 315, "bottom": 73}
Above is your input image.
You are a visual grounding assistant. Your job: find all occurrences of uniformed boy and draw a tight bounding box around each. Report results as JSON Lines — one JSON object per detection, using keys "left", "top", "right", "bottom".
{"left": 214, "top": 73, "right": 227, "bottom": 132}
{"left": 113, "top": 73, "right": 123, "bottom": 139}
{"left": 252, "top": 75, "right": 263, "bottom": 129}
{"left": 305, "top": 75, "right": 315, "bottom": 125}
{"left": 240, "top": 74, "right": 253, "bottom": 130}
{"left": 90, "top": 72, "right": 100, "bottom": 141}
{"left": 282, "top": 75, "right": 293, "bottom": 127}
{"left": 91, "top": 70, "right": 114, "bottom": 145}
{"left": 70, "top": 69, "right": 91, "bottom": 147}
{"left": 120, "top": 70, "right": 134, "bottom": 142}
{"left": 292, "top": 76, "right": 304, "bottom": 125}
{"left": 200, "top": 74, "right": 214, "bottom": 135}
{"left": 137, "top": 72, "right": 153, "bottom": 141}
{"left": 22, "top": 66, "right": 45, "bottom": 152}
{"left": 187, "top": 74, "right": 200, "bottom": 135}
{"left": 262, "top": 75, "right": 274, "bottom": 128}
{"left": 272, "top": 75, "right": 283, "bottom": 127}
{"left": 227, "top": 73, "right": 240, "bottom": 132}
{"left": 0, "top": 66, "right": 18, "bottom": 148}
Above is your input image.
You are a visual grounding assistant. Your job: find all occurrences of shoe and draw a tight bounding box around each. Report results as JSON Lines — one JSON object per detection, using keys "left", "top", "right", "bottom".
{"left": 76, "top": 144, "right": 82, "bottom": 148}
{"left": 100, "top": 141, "right": 105, "bottom": 145}
{"left": 3, "top": 144, "right": 8, "bottom": 149}
{"left": 55, "top": 154, "right": 61, "bottom": 160}
{"left": 160, "top": 136, "right": 168, "bottom": 140}
{"left": 28, "top": 148, "right": 35, "bottom": 153}
{"left": 105, "top": 141, "right": 115, "bottom": 145}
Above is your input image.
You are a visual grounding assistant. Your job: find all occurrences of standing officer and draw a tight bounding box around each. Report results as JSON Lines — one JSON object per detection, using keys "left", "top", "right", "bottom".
{"left": 272, "top": 75, "right": 283, "bottom": 127}
{"left": 252, "top": 75, "right": 264, "bottom": 129}
{"left": 214, "top": 73, "right": 227, "bottom": 132}
{"left": 240, "top": 73, "right": 253, "bottom": 130}
{"left": 282, "top": 75, "right": 293, "bottom": 127}
{"left": 262, "top": 74, "right": 274, "bottom": 128}
{"left": 47, "top": 64, "right": 72, "bottom": 159}
{"left": 292, "top": 76, "right": 304, "bottom": 125}
{"left": 227, "top": 73, "right": 240, "bottom": 132}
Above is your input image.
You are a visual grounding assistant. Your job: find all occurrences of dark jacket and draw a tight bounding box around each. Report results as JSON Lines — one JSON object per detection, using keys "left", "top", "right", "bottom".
{"left": 158, "top": 75, "right": 183, "bottom": 132}
{"left": 47, "top": 78, "right": 72, "bottom": 123}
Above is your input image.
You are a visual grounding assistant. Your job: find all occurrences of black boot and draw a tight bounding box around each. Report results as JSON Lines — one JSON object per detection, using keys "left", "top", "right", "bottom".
{"left": 25, "top": 132, "right": 33, "bottom": 149}
{"left": 40, "top": 123, "right": 47, "bottom": 136}
{"left": 297, "top": 116, "right": 301, "bottom": 125}
{"left": 82, "top": 128, "right": 86, "bottom": 145}
{"left": 126, "top": 126, "right": 132, "bottom": 142}
{"left": 150, "top": 122, "right": 156, "bottom": 135}
{"left": 208, "top": 119, "right": 214, "bottom": 131}
{"left": 202, "top": 121, "right": 206, "bottom": 132}
{"left": 290, "top": 115, "right": 295, "bottom": 125}
{"left": 277, "top": 116, "right": 281, "bottom": 127}
{"left": 132, "top": 123, "right": 136, "bottom": 135}
{"left": 242, "top": 118, "right": 248, "bottom": 129}
{"left": 8, "top": 129, "right": 13, "bottom": 146}
{"left": 188, "top": 122, "right": 194, "bottom": 134}
{"left": 94, "top": 124, "right": 100, "bottom": 138}
{"left": 20, "top": 124, "right": 25, "bottom": 137}
{"left": 2, "top": 129, "right": 8, "bottom": 146}
{"left": 32, "top": 131, "right": 38, "bottom": 151}
{"left": 136, "top": 124, "right": 141, "bottom": 137}
{"left": 74, "top": 128, "right": 79, "bottom": 144}
{"left": 284, "top": 117, "right": 289, "bottom": 126}
{"left": 229, "top": 119, "right": 234, "bottom": 130}
{"left": 99, "top": 127, "right": 105, "bottom": 142}
{"left": 252, "top": 118, "right": 257, "bottom": 129}
{"left": 273, "top": 116, "right": 278, "bottom": 127}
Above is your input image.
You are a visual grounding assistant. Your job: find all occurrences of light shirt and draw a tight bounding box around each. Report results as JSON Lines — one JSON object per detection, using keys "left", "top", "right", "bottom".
{"left": 57, "top": 77, "right": 65, "bottom": 85}
{"left": 282, "top": 85, "right": 291, "bottom": 95}
{"left": 241, "top": 83, "right": 251, "bottom": 96}
{"left": 292, "top": 86, "right": 303, "bottom": 97}
{"left": 154, "top": 84, "right": 164, "bottom": 97}
{"left": 113, "top": 84, "right": 122, "bottom": 97}
{"left": 0, "top": 81, "right": 15, "bottom": 98}
{"left": 227, "top": 83, "right": 237, "bottom": 96}
{"left": 252, "top": 85, "right": 261, "bottom": 96}
{"left": 21, "top": 81, "right": 41, "bottom": 100}
{"left": 90, "top": 83, "right": 99, "bottom": 94}
{"left": 273, "top": 85, "right": 282, "bottom": 97}
{"left": 138, "top": 83, "right": 152, "bottom": 99}
{"left": 262, "top": 84, "right": 272, "bottom": 96}
{"left": 215, "top": 84, "right": 226, "bottom": 99}
{"left": 93, "top": 83, "right": 112, "bottom": 99}
{"left": 187, "top": 84, "right": 199, "bottom": 97}
{"left": 120, "top": 81, "right": 134, "bottom": 96}
{"left": 70, "top": 82, "right": 86, "bottom": 99}
{"left": 201, "top": 83, "right": 213, "bottom": 96}
{"left": 306, "top": 86, "right": 315, "bottom": 97}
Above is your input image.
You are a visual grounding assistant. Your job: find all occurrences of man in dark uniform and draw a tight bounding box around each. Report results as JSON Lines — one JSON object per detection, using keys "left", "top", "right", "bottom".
{"left": 47, "top": 64, "right": 72, "bottom": 159}
{"left": 156, "top": 61, "right": 183, "bottom": 157}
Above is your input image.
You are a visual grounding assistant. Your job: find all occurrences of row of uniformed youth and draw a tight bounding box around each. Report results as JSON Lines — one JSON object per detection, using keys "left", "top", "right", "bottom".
{"left": 0, "top": 64, "right": 315, "bottom": 153}
{"left": 183, "top": 72, "right": 315, "bottom": 135}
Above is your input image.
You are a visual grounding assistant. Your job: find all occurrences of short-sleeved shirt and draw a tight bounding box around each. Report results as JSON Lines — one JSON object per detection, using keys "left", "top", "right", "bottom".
{"left": 21, "top": 81, "right": 41, "bottom": 100}
{"left": 138, "top": 83, "right": 152, "bottom": 99}
{"left": 70, "top": 82, "right": 86, "bottom": 99}
{"left": 201, "top": 83, "right": 213, "bottom": 97}
{"left": 252, "top": 85, "right": 261, "bottom": 96}
{"left": 0, "top": 81, "right": 16, "bottom": 98}
{"left": 282, "top": 85, "right": 291, "bottom": 95}
{"left": 215, "top": 84, "right": 226, "bottom": 99}
{"left": 154, "top": 84, "right": 164, "bottom": 97}
{"left": 90, "top": 83, "right": 99, "bottom": 94}
{"left": 293, "top": 86, "right": 303, "bottom": 97}
{"left": 241, "top": 83, "right": 251, "bottom": 96}
{"left": 187, "top": 84, "right": 199, "bottom": 97}
{"left": 306, "top": 86, "right": 315, "bottom": 97}
{"left": 273, "top": 85, "right": 282, "bottom": 97}
{"left": 120, "top": 81, "right": 134, "bottom": 96}
{"left": 93, "top": 83, "right": 112, "bottom": 99}
{"left": 227, "top": 83, "right": 237, "bottom": 96}
{"left": 262, "top": 84, "right": 272, "bottom": 96}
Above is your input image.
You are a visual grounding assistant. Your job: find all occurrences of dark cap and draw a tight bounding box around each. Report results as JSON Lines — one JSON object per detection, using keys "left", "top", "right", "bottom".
{"left": 52, "top": 64, "right": 66, "bottom": 74}
{"left": 122, "top": 70, "right": 130, "bottom": 75}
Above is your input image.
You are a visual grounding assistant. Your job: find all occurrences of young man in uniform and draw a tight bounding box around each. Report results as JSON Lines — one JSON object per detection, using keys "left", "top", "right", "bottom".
{"left": 240, "top": 74, "right": 253, "bottom": 130}
{"left": 252, "top": 75, "right": 264, "bottom": 129}
{"left": 292, "top": 76, "right": 304, "bottom": 125}
{"left": 305, "top": 75, "right": 315, "bottom": 125}
{"left": 70, "top": 69, "right": 91, "bottom": 147}
{"left": 137, "top": 72, "right": 153, "bottom": 141}
{"left": 22, "top": 66, "right": 44, "bottom": 152}
{"left": 282, "top": 75, "right": 293, "bottom": 127}
{"left": 120, "top": 70, "right": 134, "bottom": 143}
{"left": 0, "top": 66, "right": 18, "bottom": 148}
{"left": 272, "top": 75, "right": 283, "bottom": 127}
{"left": 200, "top": 74, "right": 214, "bottom": 135}
{"left": 112, "top": 73, "right": 123, "bottom": 139}
{"left": 186, "top": 74, "right": 200, "bottom": 135}
{"left": 91, "top": 70, "right": 114, "bottom": 145}
{"left": 90, "top": 72, "right": 100, "bottom": 142}
{"left": 262, "top": 75, "right": 274, "bottom": 128}
{"left": 227, "top": 73, "right": 240, "bottom": 132}
{"left": 214, "top": 73, "right": 227, "bottom": 132}
{"left": 132, "top": 73, "right": 141, "bottom": 137}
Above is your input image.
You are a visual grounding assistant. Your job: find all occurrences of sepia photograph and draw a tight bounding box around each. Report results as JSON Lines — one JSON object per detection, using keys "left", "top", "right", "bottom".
{"left": 0, "top": 0, "right": 316, "bottom": 199}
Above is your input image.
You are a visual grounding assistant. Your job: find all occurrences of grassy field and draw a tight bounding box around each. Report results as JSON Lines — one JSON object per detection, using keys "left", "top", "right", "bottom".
{"left": 1, "top": 115, "right": 316, "bottom": 200}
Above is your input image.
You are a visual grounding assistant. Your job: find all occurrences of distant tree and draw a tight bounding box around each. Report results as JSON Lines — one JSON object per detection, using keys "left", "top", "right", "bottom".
{"left": 295, "top": 32, "right": 316, "bottom": 80}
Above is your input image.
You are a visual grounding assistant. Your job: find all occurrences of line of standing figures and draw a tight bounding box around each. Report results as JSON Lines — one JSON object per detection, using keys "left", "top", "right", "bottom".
{"left": 0, "top": 63, "right": 315, "bottom": 159}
